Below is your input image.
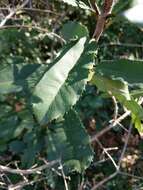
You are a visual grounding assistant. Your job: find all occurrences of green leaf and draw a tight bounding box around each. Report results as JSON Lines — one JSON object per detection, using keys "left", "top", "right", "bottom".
{"left": 131, "top": 89, "right": 143, "bottom": 98}
{"left": 0, "top": 116, "right": 19, "bottom": 142}
{"left": 0, "top": 65, "right": 22, "bottom": 94}
{"left": 131, "top": 112, "right": 143, "bottom": 134}
{"left": 61, "top": 0, "right": 91, "bottom": 10}
{"left": 125, "top": 100, "right": 143, "bottom": 120}
{"left": 0, "top": 104, "right": 12, "bottom": 118}
{"left": 32, "top": 37, "right": 88, "bottom": 125}
{"left": 9, "top": 140, "right": 26, "bottom": 153}
{"left": 21, "top": 131, "right": 45, "bottom": 167}
{"left": 96, "top": 59, "right": 143, "bottom": 84}
{"left": 91, "top": 73, "right": 143, "bottom": 120}
{"left": 0, "top": 109, "right": 34, "bottom": 145}
{"left": 134, "top": 117, "right": 143, "bottom": 134}
{"left": 61, "top": 21, "right": 89, "bottom": 41}
{"left": 91, "top": 73, "right": 131, "bottom": 101}
{"left": 0, "top": 63, "right": 46, "bottom": 94}
{"left": 46, "top": 109, "right": 93, "bottom": 173}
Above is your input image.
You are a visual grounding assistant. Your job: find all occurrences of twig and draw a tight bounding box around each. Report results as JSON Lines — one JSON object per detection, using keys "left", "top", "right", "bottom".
{"left": 94, "top": 137, "right": 118, "bottom": 170}
{"left": 91, "top": 171, "right": 118, "bottom": 190}
{"left": 111, "top": 95, "right": 118, "bottom": 120}
{"left": 40, "top": 157, "right": 69, "bottom": 179}
{"left": 14, "top": 161, "right": 28, "bottom": 183}
{"left": 78, "top": 180, "right": 84, "bottom": 190}
{"left": 0, "top": 160, "right": 59, "bottom": 175}
{"left": 92, "top": 158, "right": 110, "bottom": 167}
{"left": 119, "top": 171, "right": 143, "bottom": 180}
{"left": 0, "top": 0, "right": 30, "bottom": 27}
{"left": 91, "top": 98, "right": 143, "bottom": 189}
{"left": 113, "top": 122, "right": 129, "bottom": 132}
{"left": 59, "top": 161, "right": 69, "bottom": 190}
{"left": 8, "top": 175, "right": 51, "bottom": 190}
{"left": 88, "top": 0, "right": 100, "bottom": 16}
{"left": 104, "top": 147, "right": 118, "bottom": 151}
{"left": 91, "top": 110, "right": 131, "bottom": 142}
{"left": 117, "top": 122, "right": 133, "bottom": 168}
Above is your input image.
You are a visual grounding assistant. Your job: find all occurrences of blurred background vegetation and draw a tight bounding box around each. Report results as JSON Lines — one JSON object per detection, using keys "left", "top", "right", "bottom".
{"left": 0, "top": 0, "right": 143, "bottom": 189}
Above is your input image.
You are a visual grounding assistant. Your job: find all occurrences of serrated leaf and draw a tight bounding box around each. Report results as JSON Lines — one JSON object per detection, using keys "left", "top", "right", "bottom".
{"left": 46, "top": 109, "right": 93, "bottom": 173}
{"left": 47, "top": 40, "right": 96, "bottom": 123}
{"left": 32, "top": 37, "right": 88, "bottom": 125}
{"left": 96, "top": 59, "right": 143, "bottom": 84}
{"left": 61, "top": 21, "right": 89, "bottom": 41}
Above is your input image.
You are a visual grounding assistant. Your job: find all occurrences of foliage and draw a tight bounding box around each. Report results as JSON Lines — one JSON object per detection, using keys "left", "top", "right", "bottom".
{"left": 0, "top": 0, "right": 143, "bottom": 189}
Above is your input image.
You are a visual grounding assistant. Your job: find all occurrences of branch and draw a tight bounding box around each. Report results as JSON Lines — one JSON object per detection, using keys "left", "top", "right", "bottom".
{"left": 0, "top": 160, "right": 59, "bottom": 175}
{"left": 91, "top": 110, "right": 131, "bottom": 142}
{"left": 117, "top": 122, "right": 133, "bottom": 168}
{"left": 8, "top": 176, "right": 50, "bottom": 190}
{"left": 0, "top": 0, "right": 30, "bottom": 27}
{"left": 94, "top": 137, "right": 118, "bottom": 170}
{"left": 91, "top": 171, "right": 118, "bottom": 190}
{"left": 93, "top": 0, "right": 115, "bottom": 41}
{"left": 59, "top": 161, "right": 69, "bottom": 190}
{"left": 103, "top": 0, "right": 114, "bottom": 15}
{"left": 88, "top": 0, "right": 100, "bottom": 16}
